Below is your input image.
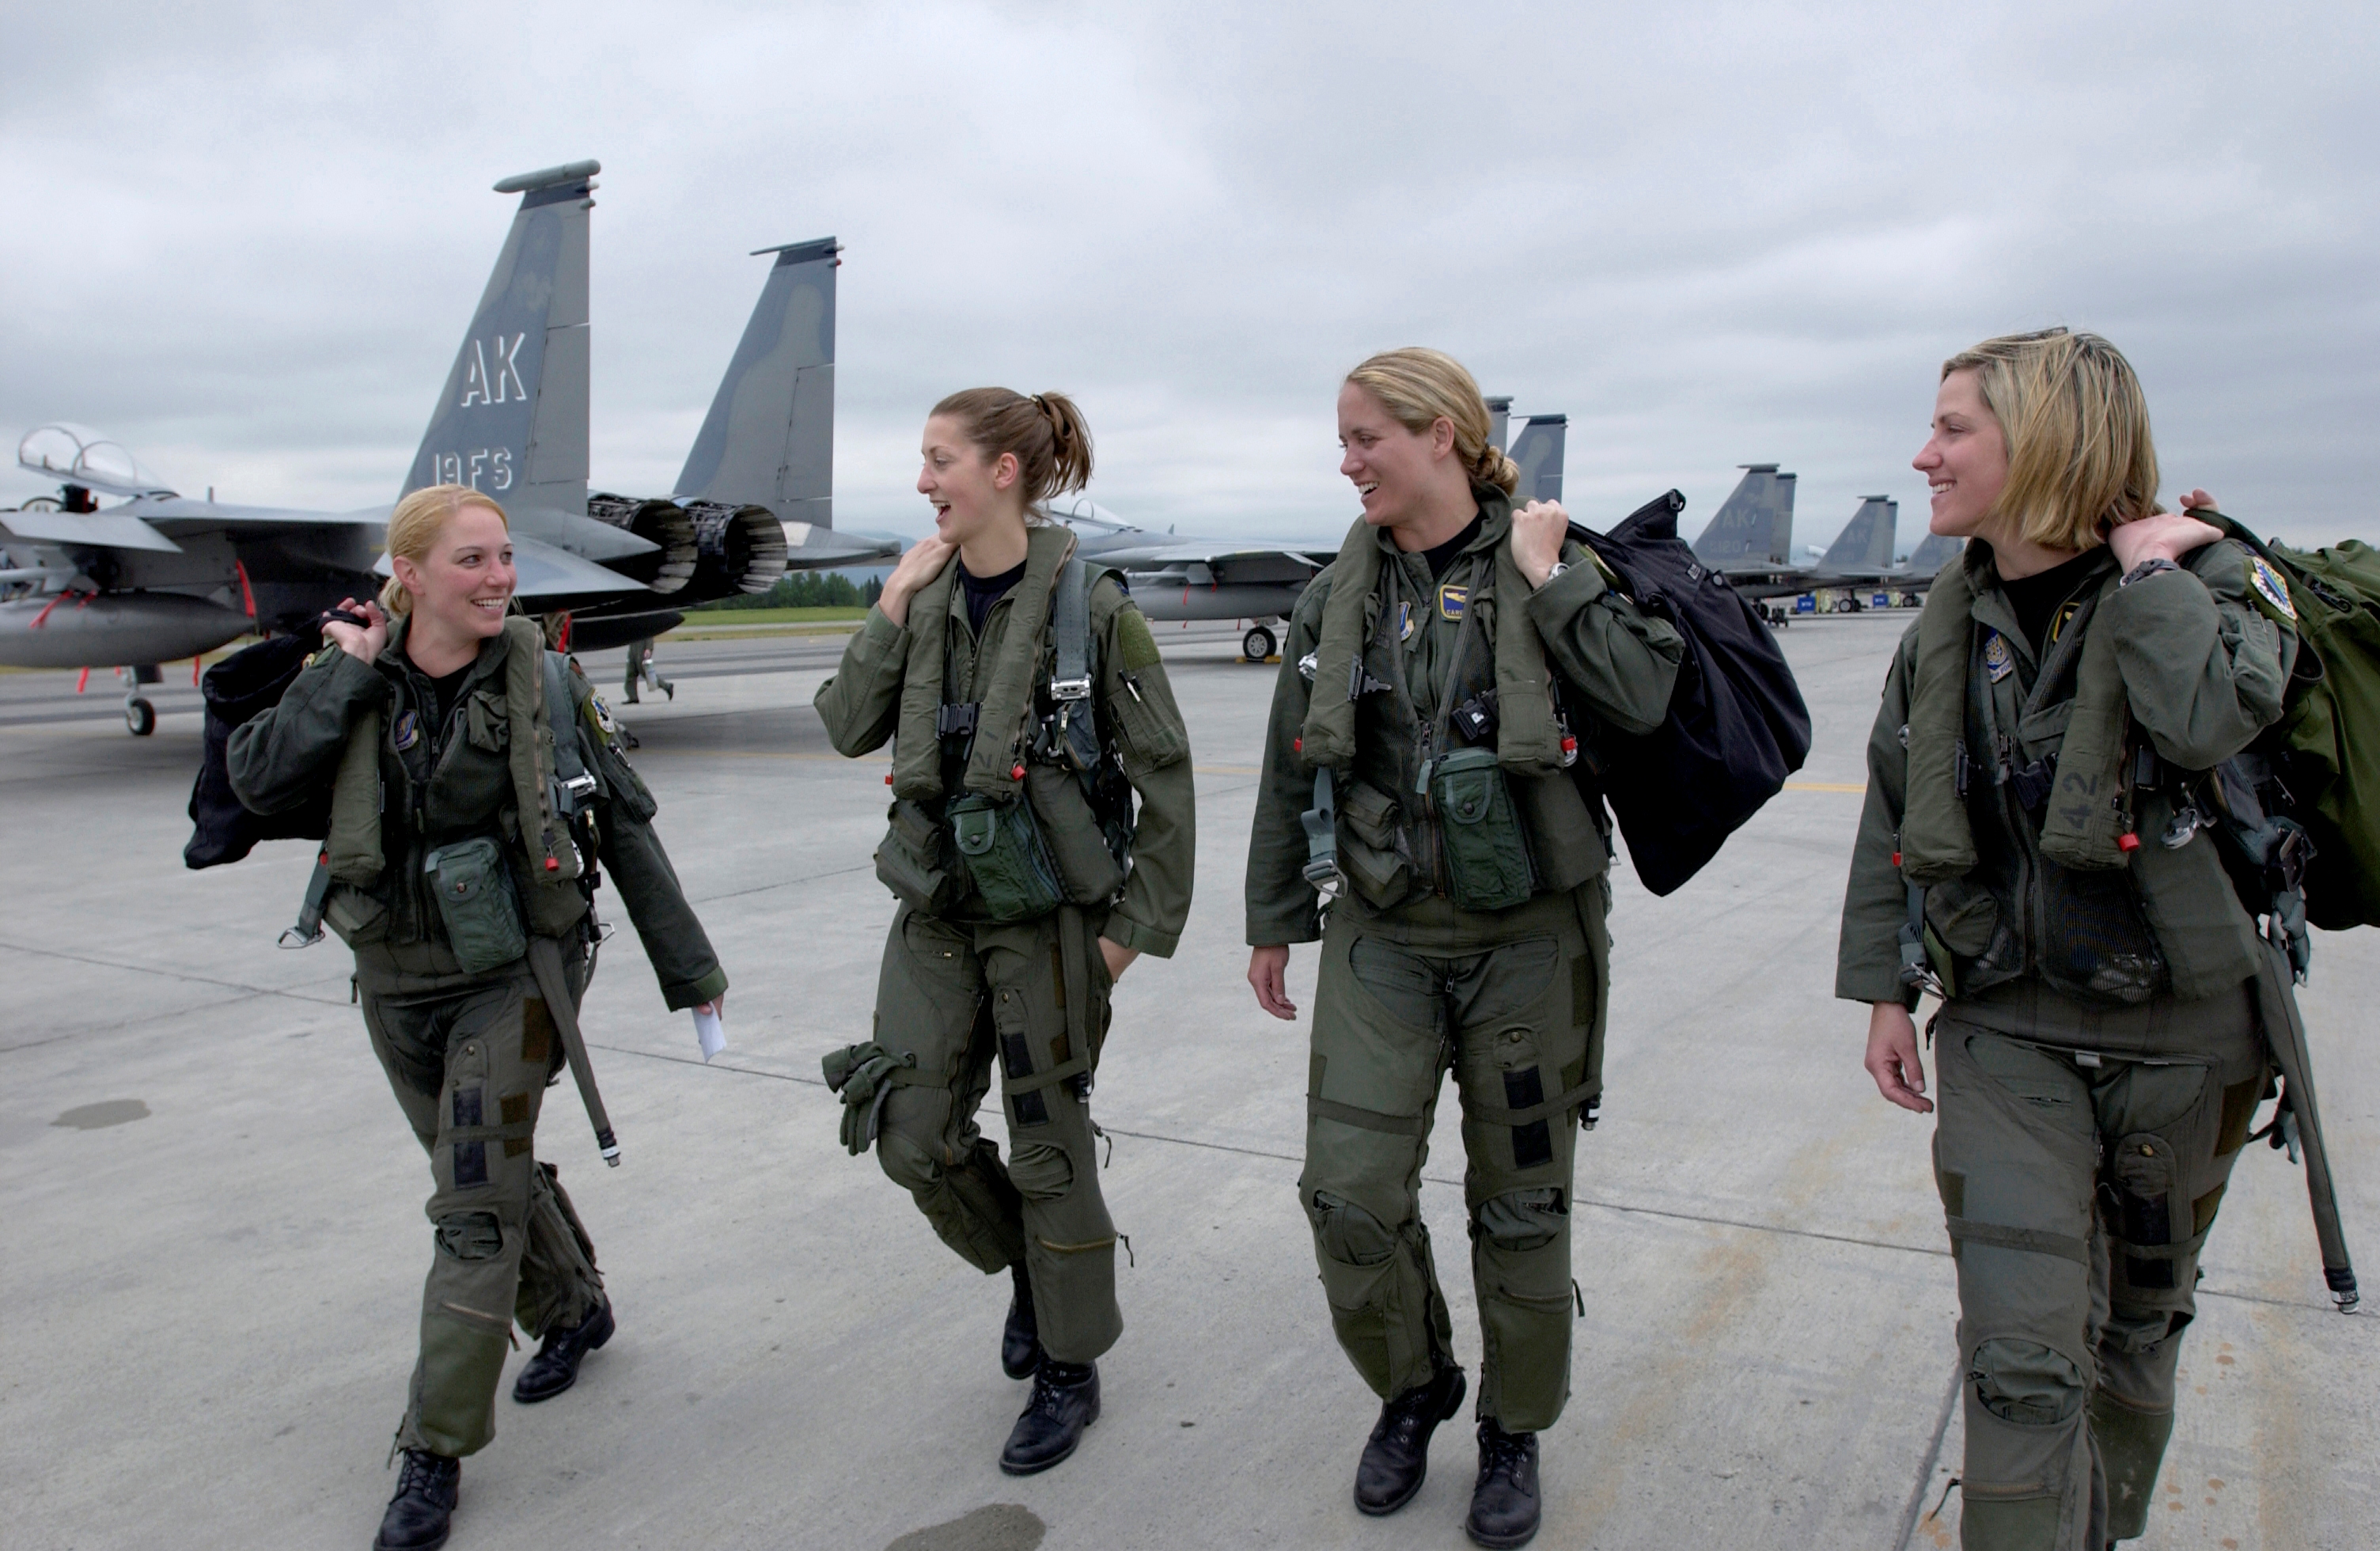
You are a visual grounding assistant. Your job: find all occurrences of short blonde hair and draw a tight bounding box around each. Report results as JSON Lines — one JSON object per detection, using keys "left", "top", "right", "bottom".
{"left": 1344, "top": 347, "right": 1520, "bottom": 496}
{"left": 380, "top": 484, "right": 510, "bottom": 616}
{"left": 1942, "top": 328, "right": 2162, "bottom": 551}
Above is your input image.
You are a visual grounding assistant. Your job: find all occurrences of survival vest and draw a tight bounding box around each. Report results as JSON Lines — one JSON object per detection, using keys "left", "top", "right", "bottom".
{"left": 873, "top": 531, "right": 1135, "bottom": 922}
{"left": 1571, "top": 491, "right": 1813, "bottom": 896}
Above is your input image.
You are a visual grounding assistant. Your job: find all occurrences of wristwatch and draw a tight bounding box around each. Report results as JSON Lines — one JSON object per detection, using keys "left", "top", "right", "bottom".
{"left": 2120, "top": 557, "right": 2181, "bottom": 587}
{"left": 1541, "top": 561, "right": 1569, "bottom": 586}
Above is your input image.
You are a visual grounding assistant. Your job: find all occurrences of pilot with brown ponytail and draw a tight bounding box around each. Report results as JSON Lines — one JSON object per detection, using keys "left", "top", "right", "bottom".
{"left": 814, "top": 389, "right": 1195, "bottom": 1474}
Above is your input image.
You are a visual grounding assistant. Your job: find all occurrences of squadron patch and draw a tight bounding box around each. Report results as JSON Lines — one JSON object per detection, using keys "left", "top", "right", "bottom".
{"left": 1397, "top": 601, "right": 1416, "bottom": 642}
{"left": 1438, "top": 582, "right": 1469, "bottom": 622}
{"left": 1983, "top": 631, "right": 2015, "bottom": 683}
{"left": 2247, "top": 556, "right": 2297, "bottom": 620}
{"left": 392, "top": 708, "right": 422, "bottom": 751}
{"left": 586, "top": 692, "right": 620, "bottom": 738}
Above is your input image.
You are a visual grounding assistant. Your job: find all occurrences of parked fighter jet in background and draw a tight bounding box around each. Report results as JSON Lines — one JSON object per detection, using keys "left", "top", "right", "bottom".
{"left": 1685, "top": 464, "right": 1944, "bottom": 620}
{"left": 1062, "top": 404, "right": 1571, "bottom": 661}
{"left": 0, "top": 159, "right": 893, "bottom": 730}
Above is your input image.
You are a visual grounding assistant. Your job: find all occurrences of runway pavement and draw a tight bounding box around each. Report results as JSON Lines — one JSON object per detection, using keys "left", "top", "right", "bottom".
{"left": 1, "top": 613, "right": 2371, "bottom": 1550}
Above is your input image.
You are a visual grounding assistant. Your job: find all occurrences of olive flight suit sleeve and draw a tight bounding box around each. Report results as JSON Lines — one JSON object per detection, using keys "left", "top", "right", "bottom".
{"left": 1835, "top": 626, "right": 1922, "bottom": 1005}
{"left": 2106, "top": 539, "right": 2297, "bottom": 772}
{"left": 1094, "top": 580, "right": 1195, "bottom": 958}
{"left": 1523, "top": 545, "right": 1686, "bottom": 736}
{"left": 570, "top": 673, "right": 729, "bottom": 1010}
{"left": 1244, "top": 575, "right": 1332, "bottom": 947}
{"left": 813, "top": 605, "right": 911, "bottom": 757}
{"left": 226, "top": 646, "right": 392, "bottom": 814}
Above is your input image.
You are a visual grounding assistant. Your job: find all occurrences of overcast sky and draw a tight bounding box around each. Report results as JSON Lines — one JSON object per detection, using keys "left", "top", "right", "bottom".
{"left": 5, "top": 2, "right": 2374, "bottom": 553}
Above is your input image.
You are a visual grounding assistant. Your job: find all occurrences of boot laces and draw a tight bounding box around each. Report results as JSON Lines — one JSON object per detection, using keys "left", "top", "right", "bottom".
{"left": 1025, "top": 1365, "right": 1089, "bottom": 1418}
{"left": 393, "top": 1451, "right": 454, "bottom": 1499}
{"left": 1480, "top": 1427, "right": 1533, "bottom": 1484}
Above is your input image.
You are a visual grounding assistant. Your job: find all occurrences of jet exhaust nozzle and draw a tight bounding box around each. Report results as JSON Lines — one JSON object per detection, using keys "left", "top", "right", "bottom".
{"left": 586, "top": 493, "right": 698, "bottom": 594}
{"left": 686, "top": 502, "right": 789, "bottom": 596}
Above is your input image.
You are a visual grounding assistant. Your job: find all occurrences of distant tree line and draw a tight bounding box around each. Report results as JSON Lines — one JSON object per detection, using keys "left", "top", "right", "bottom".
{"left": 694, "top": 571, "right": 885, "bottom": 611}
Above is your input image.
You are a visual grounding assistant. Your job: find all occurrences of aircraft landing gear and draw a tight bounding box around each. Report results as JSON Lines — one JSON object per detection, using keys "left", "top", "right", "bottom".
{"left": 121, "top": 662, "right": 161, "bottom": 735}
{"left": 1242, "top": 624, "right": 1278, "bottom": 662}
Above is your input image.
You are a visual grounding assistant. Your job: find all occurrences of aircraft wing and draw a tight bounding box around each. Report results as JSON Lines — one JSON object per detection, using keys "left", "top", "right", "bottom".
{"left": 1115, "top": 542, "right": 1332, "bottom": 587}
{"left": 0, "top": 506, "right": 182, "bottom": 552}
{"left": 370, "top": 531, "right": 650, "bottom": 604}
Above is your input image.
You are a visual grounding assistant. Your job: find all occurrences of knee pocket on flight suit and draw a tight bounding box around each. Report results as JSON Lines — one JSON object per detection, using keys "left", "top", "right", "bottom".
{"left": 1473, "top": 1188, "right": 1575, "bottom": 1430}
{"left": 1309, "top": 1189, "right": 1438, "bottom": 1395}
{"left": 1970, "top": 1337, "right": 2086, "bottom": 1427}
{"left": 434, "top": 1210, "right": 506, "bottom": 1261}
{"left": 1009, "top": 1140, "right": 1076, "bottom": 1203}
{"left": 1311, "top": 1190, "right": 1396, "bottom": 1266}
{"left": 877, "top": 1129, "right": 943, "bottom": 1194}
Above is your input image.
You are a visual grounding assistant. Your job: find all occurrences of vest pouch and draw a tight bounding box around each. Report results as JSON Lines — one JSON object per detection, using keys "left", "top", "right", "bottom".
{"left": 320, "top": 881, "right": 390, "bottom": 947}
{"left": 948, "top": 792, "right": 1065, "bottom": 923}
{"left": 1335, "top": 777, "right": 1412, "bottom": 909}
{"left": 1510, "top": 768, "right": 1606, "bottom": 893}
{"left": 1024, "top": 762, "right": 1127, "bottom": 904}
{"left": 876, "top": 798, "right": 968, "bottom": 916}
{"left": 1430, "top": 747, "right": 1535, "bottom": 912}
{"left": 423, "top": 836, "right": 529, "bottom": 974}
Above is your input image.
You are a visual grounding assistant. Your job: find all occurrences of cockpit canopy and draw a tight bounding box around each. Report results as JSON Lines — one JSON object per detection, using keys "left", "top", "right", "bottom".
{"left": 17, "top": 423, "right": 169, "bottom": 497}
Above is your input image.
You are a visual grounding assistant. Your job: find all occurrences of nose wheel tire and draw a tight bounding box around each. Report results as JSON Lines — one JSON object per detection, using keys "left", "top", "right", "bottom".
{"left": 1242, "top": 625, "right": 1277, "bottom": 662}
{"left": 125, "top": 696, "right": 157, "bottom": 736}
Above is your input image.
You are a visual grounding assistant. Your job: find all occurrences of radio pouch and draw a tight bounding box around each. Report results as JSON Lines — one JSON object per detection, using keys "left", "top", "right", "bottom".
{"left": 1429, "top": 746, "right": 1536, "bottom": 912}
{"left": 423, "top": 836, "right": 529, "bottom": 973}
{"left": 949, "top": 792, "right": 1066, "bottom": 923}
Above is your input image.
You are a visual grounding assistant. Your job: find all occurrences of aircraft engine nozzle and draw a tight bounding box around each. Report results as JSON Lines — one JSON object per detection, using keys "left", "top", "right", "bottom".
{"left": 685, "top": 502, "right": 789, "bottom": 597}
{"left": 0, "top": 592, "right": 252, "bottom": 670}
{"left": 586, "top": 493, "right": 698, "bottom": 594}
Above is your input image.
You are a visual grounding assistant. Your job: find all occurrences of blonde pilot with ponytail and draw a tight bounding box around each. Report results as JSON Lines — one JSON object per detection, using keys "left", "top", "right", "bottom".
{"left": 229, "top": 484, "right": 727, "bottom": 1551}
{"left": 1244, "top": 349, "right": 1685, "bottom": 1547}
{"left": 814, "top": 389, "right": 1196, "bottom": 1477}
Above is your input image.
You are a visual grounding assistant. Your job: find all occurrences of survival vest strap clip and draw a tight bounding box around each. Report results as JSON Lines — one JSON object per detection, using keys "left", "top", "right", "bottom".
{"left": 1048, "top": 676, "right": 1093, "bottom": 703}
{"left": 936, "top": 702, "right": 980, "bottom": 739}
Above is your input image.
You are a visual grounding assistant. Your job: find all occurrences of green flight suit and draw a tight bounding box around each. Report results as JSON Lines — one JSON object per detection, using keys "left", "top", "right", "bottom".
{"left": 1245, "top": 495, "right": 1685, "bottom": 1432}
{"left": 814, "top": 535, "right": 1195, "bottom": 1363}
{"left": 230, "top": 620, "right": 726, "bottom": 1458}
{"left": 1836, "top": 540, "right": 2299, "bottom": 1550}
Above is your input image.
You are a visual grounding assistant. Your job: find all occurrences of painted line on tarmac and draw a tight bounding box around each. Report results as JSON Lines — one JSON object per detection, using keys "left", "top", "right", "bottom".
{"left": 0, "top": 936, "right": 354, "bottom": 1010}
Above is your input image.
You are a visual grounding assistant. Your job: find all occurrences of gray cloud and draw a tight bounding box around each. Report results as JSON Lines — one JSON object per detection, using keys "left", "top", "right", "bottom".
{"left": 3, "top": 1, "right": 2373, "bottom": 552}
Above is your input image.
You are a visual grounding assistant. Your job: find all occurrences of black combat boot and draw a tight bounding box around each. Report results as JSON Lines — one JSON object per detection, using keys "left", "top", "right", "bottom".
{"left": 374, "top": 1449, "right": 459, "bottom": 1551}
{"left": 511, "top": 1297, "right": 614, "bottom": 1404}
{"left": 999, "top": 1357, "right": 1100, "bottom": 1475}
{"left": 1465, "top": 1418, "right": 1541, "bottom": 1549}
{"left": 1353, "top": 1364, "right": 1466, "bottom": 1515}
{"left": 1002, "top": 1261, "right": 1043, "bottom": 1379}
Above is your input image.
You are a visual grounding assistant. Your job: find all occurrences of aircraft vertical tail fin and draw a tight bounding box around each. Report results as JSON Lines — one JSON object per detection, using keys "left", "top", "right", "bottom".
{"left": 1693, "top": 465, "right": 1796, "bottom": 567}
{"left": 1821, "top": 496, "right": 1898, "bottom": 571}
{"left": 1486, "top": 396, "right": 1512, "bottom": 464}
{"left": 674, "top": 237, "right": 840, "bottom": 529}
{"left": 1506, "top": 415, "right": 1567, "bottom": 504}
{"left": 1908, "top": 530, "right": 1966, "bottom": 574}
{"left": 404, "top": 161, "right": 597, "bottom": 518}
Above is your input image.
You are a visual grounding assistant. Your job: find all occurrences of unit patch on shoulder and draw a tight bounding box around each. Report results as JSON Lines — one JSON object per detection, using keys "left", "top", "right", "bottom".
{"left": 1438, "top": 582, "right": 1469, "bottom": 622}
{"left": 1115, "top": 607, "right": 1163, "bottom": 671}
{"left": 1397, "top": 601, "right": 1416, "bottom": 643}
{"left": 392, "top": 708, "right": 422, "bottom": 751}
{"left": 1983, "top": 631, "right": 2015, "bottom": 683}
{"left": 586, "top": 692, "right": 620, "bottom": 737}
{"left": 2247, "top": 556, "right": 2298, "bottom": 620}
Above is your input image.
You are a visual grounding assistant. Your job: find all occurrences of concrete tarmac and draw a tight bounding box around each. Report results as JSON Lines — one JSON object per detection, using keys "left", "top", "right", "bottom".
{"left": 1, "top": 613, "right": 2371, "bottom": 1550}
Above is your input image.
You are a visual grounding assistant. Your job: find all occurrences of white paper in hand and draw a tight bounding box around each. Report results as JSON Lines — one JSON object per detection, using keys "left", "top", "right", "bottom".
{"left": 692, "top": 1006, "right": 726, "bottom": 1063}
